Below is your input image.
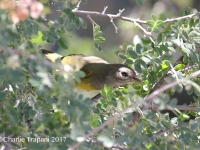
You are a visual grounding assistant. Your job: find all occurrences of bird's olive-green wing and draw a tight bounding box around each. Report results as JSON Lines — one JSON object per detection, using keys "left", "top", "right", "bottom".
{"left": 41, "top": 49, "right": 109, "bottom": 76}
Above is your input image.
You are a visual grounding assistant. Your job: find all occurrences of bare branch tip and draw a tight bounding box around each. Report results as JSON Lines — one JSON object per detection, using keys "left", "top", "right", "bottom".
{"left": 117, "top": 8, "right": 125, "bottom": 16}
{"left": 102, "top": 6, "right": 108, "bottom": 14}
{"left": 86, "top": 15, "right": 98, "bottom": 26}
{"left": 109, "top": 16, "right": 118, "bottom": 33}
{"left": 74, "top": 0, "right": 82, "bottom": 11}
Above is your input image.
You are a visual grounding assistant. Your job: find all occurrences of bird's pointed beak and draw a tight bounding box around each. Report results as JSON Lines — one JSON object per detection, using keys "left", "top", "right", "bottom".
{"left": 131, "top": 77, "right": 142, "bottom": 84}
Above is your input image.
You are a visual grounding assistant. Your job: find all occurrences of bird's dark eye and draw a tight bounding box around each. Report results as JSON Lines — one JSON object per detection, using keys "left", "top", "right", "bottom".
{"left": 121, "top": 71, "right": 128, "bottom": 78}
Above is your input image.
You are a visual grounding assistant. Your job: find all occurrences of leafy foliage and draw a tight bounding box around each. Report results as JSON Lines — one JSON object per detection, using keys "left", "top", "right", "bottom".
{"left": 93, "top": 25, "right": 105, "bottom": 51}
{"left": 0, "top": 1, "right": 200, "bottom": 150}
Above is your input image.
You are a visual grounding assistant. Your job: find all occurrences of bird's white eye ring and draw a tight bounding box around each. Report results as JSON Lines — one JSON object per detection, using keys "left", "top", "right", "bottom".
{"left": 121, "top": 71, "right": 128, "bottom": 78}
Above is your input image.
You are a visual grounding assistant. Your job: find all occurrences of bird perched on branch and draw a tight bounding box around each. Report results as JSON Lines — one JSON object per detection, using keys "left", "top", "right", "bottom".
{"left": 41, "top": 49, "right": 142, "bottom": 91}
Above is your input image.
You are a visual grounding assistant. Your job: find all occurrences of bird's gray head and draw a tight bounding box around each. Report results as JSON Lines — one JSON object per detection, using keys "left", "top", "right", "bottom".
{"left": 116, "top": 66, "right": 141, "bottom": 84}
{"left": 105, "top": 65, "right": 142, "bottom": 88}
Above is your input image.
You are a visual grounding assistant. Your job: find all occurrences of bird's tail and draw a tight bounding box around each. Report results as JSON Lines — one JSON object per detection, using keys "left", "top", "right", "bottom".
{"left": 41, "top": 49, "right": 62, "bottom": 62}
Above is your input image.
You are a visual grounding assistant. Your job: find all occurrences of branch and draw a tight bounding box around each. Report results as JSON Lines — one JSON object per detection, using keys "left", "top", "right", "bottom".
{"left": 49, "top": 7, "right": 200, "bottom": 37}
{"left": 86, "top": 15, "right": 98, "bottom": 26}
{"left": 68, "top": 70, "right": 200, "bottom": 150}
{"left": 72, "top": 10, "right": 146, "bottom": 24}
{"left": 73, "top": 10, "right": 200, "bottom": 25}
{"left": 133, "top": 126, "right": 180, "bottom": 149}
{"left": 102, "top": 6, "right": 108, "bottom": 14}
{"left": 109, "top": 16, "right": 118, "bottom": 33}
{"left": 164, "top": 11, "right": 200, "bottom": 23}
{"left": 133, "top": 20, "right": 151, "bottom": 36}
{"left": 91, "top": 93, "right": 102, "bottom": 102}
{"left": 107, "top": 8, "right": 124, "bottom": 33}
{"left": 73, "top": 0, "right": 82, "bottom": 11}
{"left": 149, "top": 104, "right": 197, "bottom": 111}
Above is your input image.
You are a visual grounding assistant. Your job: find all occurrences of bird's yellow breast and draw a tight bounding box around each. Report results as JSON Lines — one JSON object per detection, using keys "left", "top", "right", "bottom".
{"left": 74, "top": 77, "right": 96, "bottom": 91}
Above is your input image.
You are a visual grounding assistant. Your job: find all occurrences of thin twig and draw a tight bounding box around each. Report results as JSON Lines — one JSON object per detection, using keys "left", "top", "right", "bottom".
{"left": 148, "top": 105, "right": 197, "bottom": 111}
{"left": 108, "top": 9, "right": 125, "bottom": 33}
{"left": 73, "top": 10, "right": 200, "bottom": 25}
{"left": 50, "top": 8, "right": 200, "bottom": 36}
{"left": 133, "top": 20, "right": 151, "bottom": 36}
{"left": 133, "top": 126, "right": 180, "bottom": 149}
{"left": 102, "top": 6, "right": 108, "bottom": 14}
{"left": 91, "top": 93, "right": 102, "bottom": 102}
{"left": 109, "top": 16, "right": 118, "bottom": 33}
{"left": 68, "top": 70, "right": 200, "bottom": 150}
{"left": 117, "top": 9, "right": 125, "bottom": 16}
{"left": 179, "top": 63, "right": 199, "bottom": 72}
{"left": 86, "top": 15, "right": 98, "bottom": 26}
{"left": 73, "top": 10, "right": 146, "bottom": 24}
{"left": 73, "top": 0, "right": 82, "bottom": 11}
{"left": 163, "top": 11, "right": 200, "bottom": 23}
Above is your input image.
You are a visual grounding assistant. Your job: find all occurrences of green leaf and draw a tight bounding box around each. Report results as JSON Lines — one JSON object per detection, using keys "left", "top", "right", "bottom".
{"left": 63, "top": 8, "right": 71, "bottom": 15}
{"left": 79, "top": 17, "right": 87, "bottom": 29}
{"left": 118, "top": 53, "right": 127, "bottom": 59}
{"left": 147, "top": 20, "right": 154, "bottom": 27}
{"left": 191, "top": 52, "right": 199, "bottom": 63}
{"left": 126, "top": 45, "right": 133, "bottom": 51}
{"left": 147, "top": 75, "right": 155, "bottom": 84}
{"left": 136, "top": 0, "right": 143, "bottom": 6}
{"left": 162, "top": 60, "right": 170, "bottom": 68}
{"left": 65, "top": 23, "right": 75, "bottom": 32}
{"left": 191, "top": 123, "right": 199, "bottom": 131}
{"left": 142, "top": 55, "right": 151, "bottom": 63}
{"left": 153, "top": 26, "right": 159, "bottom": 33}
{"left": 58, "top": 16, "right": 64, "bottom": 24}
{"left": 156, "top": 20, "right": 164, "bottom": 27}
{"left": 171, "top": 25, "right": 178, "bottom": 32}
{"left": 94, "top": 31, "right": 103, "bottom": 38}
{"left": 175, "top": 64, "right": 185, "bottom": 70}
{"left": 161, "top": 61, "right": 168, "bottom": 69}
{"left": 93, "top": 25, "right": 100, "bottom": 33}
{"left": 138, "top": 59, "right": 146, "bottom": 69}
{"left": 154, "top": 58, "right": 162, "bottom": 66}
{"left": 58, "top": 38, "right": 68, "bottom": 49}
{"left": 31, "top": 31, "right": 46, "bottom": 44}
{"left": 94, "top": 42, "right": 102, "bottom": 51}
{"left": 94, "top": 37, "right": 105, "bottom": 43}
{"left": 156, "top": 33, "right": 162, "bottom": 44}
{"left": 102, "top": 84, "right": 113, "bottom": 99}
{"left": 57, "top": 29, "right": 65, "bottom": 36}
{"left": 75, "top": 19, "right": 80, "bottom": 29}
{"left": 93, "top": 25, "right": 105, "bottom": 50}
{"left": 160, "top": 45, "right": 169, "bottom": 52}
{"left": 151, "top": 14, "right": 157, "bottom": 21}
{"left": 135, "top": 43, "right": 143, "bottom": 54}
{"left": 134, "top": 59, "right": 142, "bottom": 73}
{"left": 127, "top": 49, "right": 138, "bottom": 59}
{"left": 177, "top": 20, "right": 183, "bottom": 27}
{"left": 69, "top": 13, "right": 76, "bottom": 22}
{"left": 147, "top": 26, "right": 152, "bottom": 32}
{"left": 169, "top": 98, "right": 178, "bottom": 106}
{"left": 89, "top": 113, "right": 100, "bottom": 128}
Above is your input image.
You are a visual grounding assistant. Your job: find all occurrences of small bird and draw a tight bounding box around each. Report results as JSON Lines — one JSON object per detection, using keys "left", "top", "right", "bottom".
{"left": 41, "top": 49, "right": 142, "bottom": 91}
